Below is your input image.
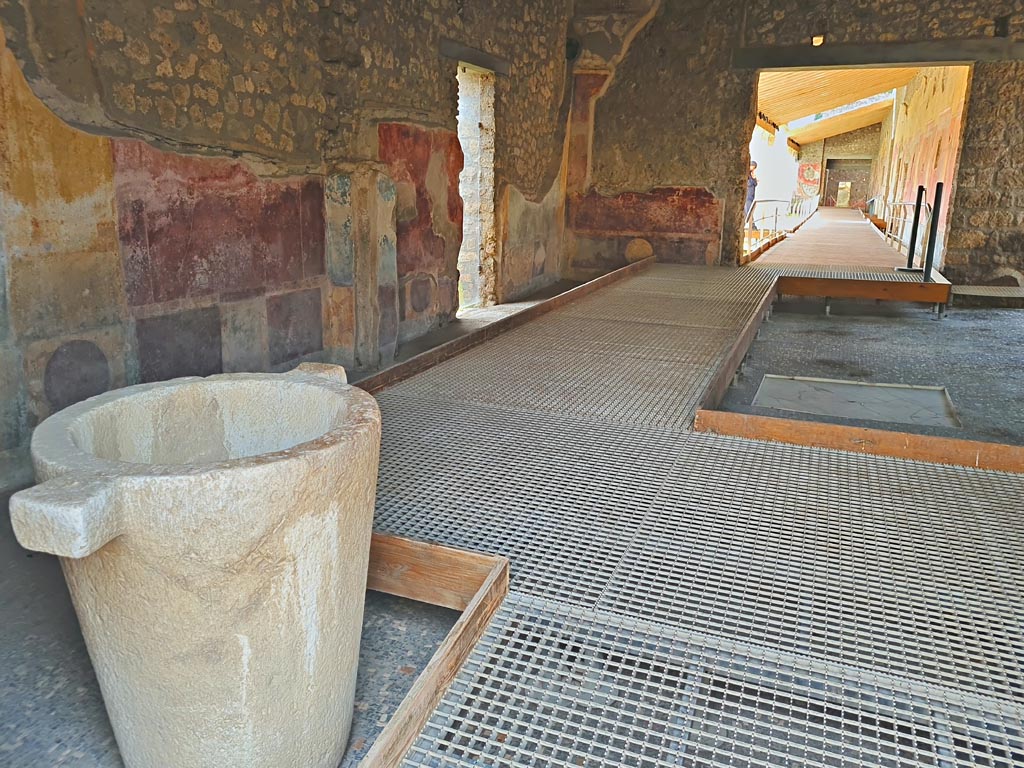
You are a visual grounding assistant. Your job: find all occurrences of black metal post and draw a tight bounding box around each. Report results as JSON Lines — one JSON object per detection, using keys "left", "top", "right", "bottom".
{"left": 906, "top": 185, "right": 926, "bottom": 268}
{"left": 923, "top": 182, "right": 943, "bottom": 283}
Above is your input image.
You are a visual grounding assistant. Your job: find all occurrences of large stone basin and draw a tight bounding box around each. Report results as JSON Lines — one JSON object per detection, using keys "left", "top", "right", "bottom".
{"left": 9, "top": 364, "right": 380, "bottom": 768}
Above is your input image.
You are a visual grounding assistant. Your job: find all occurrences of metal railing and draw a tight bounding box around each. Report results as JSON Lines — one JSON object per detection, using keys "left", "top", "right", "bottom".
{"left": 743, "top": 195, "right": 818, "bottom": 256}
{"left": 879, "top": 183, "right": 946, "bottom": 283}
{"left": 883, "top": 198, "right": 932, "bottom": 262}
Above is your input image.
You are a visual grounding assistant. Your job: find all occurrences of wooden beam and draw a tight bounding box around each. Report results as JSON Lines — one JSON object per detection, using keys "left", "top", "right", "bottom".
{"left": 756, "top": 115, "right": 777, "bottom": 135}
{"left": 734, "top": 37, "right": 1024, "bottom": 70}
{"left": 787, "top": 137, "right": 801, "bottom": 152}
{"left": 363, "top": 534, "right": 509, "bottom": 766}
{"left": 776, "top": 275, "right": 951, "bottom": 303}
{"left": 693, "top": 409, "right": 1024, "bottom": 474}
{"left": 367, "top": 533, "right": 502, "bottom": 612}
{"left": 698, "top": 283, "right": 776, "bottom": 410}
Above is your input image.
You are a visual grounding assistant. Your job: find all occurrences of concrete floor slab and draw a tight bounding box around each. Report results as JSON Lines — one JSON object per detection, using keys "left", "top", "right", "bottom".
{"left": 752, "top": 374, "right": 961, "bottom": 427}
{"left": 722, "top": 299, "right": 1024, "bottom": 445}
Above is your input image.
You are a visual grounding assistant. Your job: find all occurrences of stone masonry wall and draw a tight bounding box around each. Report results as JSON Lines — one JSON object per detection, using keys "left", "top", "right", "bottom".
{"left": 742, "top": 3, "right": 1024, "bottom": 47}
{"left": 0, "top": 0, "right": 571, "bottom": 198}
{"left": 944, "top": 61, "right": 1024, "bottom": 285}
{"left": 821, "top": 123, "right": 882, "bottom": 160}
{"left": 798, "top": 124, "right": 882, "bottom": 200}
{"left": 592, "top": 1, "right": 1024, "bottom": 279}
{"left": 589, "top": 0, "right": 756, "bottom": 267}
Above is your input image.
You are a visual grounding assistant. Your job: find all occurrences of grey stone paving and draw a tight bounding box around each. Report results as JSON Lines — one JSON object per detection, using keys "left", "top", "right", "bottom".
{"left": 723, "top": 298, "right": 1024, "bottom": 445}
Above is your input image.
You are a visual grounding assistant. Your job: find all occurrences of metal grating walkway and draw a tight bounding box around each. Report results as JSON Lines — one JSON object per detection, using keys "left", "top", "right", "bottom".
{"left": 372, "top": 264, "right": 1024, "bottom": 766}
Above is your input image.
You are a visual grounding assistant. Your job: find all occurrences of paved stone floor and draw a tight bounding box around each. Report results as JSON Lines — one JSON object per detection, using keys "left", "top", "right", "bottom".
{"left": 4, "top": 264, "right": 1024, "bottom": 767}
{"left": 723, "top": 298, "right": 1024, "bottom": 446}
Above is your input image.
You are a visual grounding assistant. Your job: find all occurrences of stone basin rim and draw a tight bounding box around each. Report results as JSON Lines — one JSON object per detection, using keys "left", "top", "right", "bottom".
{"left": 28, "top": 369, "right": 380, "bottom": 479}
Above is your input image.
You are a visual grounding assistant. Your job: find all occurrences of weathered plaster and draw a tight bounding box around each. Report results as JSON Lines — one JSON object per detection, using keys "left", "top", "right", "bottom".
{"left": 499, "top": 173, "right": 565, "bottom": 301}
{"left": 568, "top": 187, "right": 722, "bottom": 277}
{"left": 112, "top": 140, "right": 325, "bottom": 307}
{"left": 324, "top": 170, "right": 399, "bottom": 369}
{"left": 589, "top": 1, "right": 756, "bottom": 266}
{"left": 378, "top": 122, "right": 463, "bottom": 340}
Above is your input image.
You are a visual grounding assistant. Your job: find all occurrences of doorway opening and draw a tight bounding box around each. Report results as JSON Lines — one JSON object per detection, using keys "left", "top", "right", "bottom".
{"left": 455, "top": 63, "right": 496, "bottom": 310}
{"left": 744, "top": 64, "right": 971, "bottom": 273}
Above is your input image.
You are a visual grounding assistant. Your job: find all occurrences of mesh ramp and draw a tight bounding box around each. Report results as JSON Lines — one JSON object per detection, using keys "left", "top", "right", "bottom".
{"left": 372, "top": 264, "right": 1024, "bottom": 766}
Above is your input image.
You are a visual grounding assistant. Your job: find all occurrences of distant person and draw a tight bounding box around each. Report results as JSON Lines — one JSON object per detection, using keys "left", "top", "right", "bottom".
{"left": 745, "top": 160, "right": 758, "bottom": 222}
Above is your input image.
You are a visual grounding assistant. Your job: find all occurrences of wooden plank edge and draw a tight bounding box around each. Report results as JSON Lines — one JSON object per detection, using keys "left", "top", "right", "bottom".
{"left": 360, "top": 552, "right": 510, "bottom": 767}
{"left": 356, "top": 257, "right": 656, "bottom": 395}
{"left": 697, "top": 281, "right": 777, "bottom": 412}
{"left": 776, "top": 275, "right": 952, "bottom": 303}
{"left": 367, "top": 533, "right": 499, "bottom": 612}
{"left": 693, "top": 409, "right": 1024, "bottom": 474}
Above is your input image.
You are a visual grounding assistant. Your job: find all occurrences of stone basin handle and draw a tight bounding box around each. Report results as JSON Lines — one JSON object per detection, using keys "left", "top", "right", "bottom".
{"left": 292, "top": 362, "right": 347, "bottom": 383}
{"left": 10, "top": 474, "right": 122, "bottom": 559}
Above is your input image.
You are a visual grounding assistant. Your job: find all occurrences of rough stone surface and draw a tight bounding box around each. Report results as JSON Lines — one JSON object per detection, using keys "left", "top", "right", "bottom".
{"left": 589, "top": 1, "right": 756, "bottom": 266}
{"left": 822, "top": 159, "right": 873, "bottom": 209}
{"left": 944, "top": 62, "right": 1024, "bottom": 285}
{"left": 0, "top": 0, "right": 571, "bottom": 197}
{"left": 742, "top": 3, "right": 1024, "bottom": 47}
{"left": 799, "top": 123, "right": 882, "bottom": 196}
{"left": 8, "top": 366, "right": 381, "bottom": 768}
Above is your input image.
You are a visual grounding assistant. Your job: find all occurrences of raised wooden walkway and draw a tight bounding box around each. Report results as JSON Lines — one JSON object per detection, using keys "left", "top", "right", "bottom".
{"left": 750, "top": 207, "right": 952, "bottom": 303}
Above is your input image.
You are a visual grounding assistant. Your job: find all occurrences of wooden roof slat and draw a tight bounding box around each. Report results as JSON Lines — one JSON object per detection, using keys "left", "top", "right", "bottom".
{"left": 758, "top": 67, "right": 918, "bottom": 125}
{"left": 788, "top": 99, "right": 893, "bottom": 145}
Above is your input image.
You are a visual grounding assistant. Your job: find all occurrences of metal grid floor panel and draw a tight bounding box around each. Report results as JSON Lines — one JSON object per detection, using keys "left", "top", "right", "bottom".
{"left": 497, "top": 314, "right": 738, "bottom": 368}
{"left": 404, "top": 593, "right": 1024, "bottom": 768}
{"left": 371, "top": 263, "right": 1024, "bottom": 765}
{"left": 376, "top": 393, "right": 1024, "bottom": 705}
{"left": 749, "top": 263, "right": 949, "bottom": 283}
{"left": 561, "top": 292, "right": 765, "bottom": 329}
{"left": 384, "top": 342, "right": 715, "bottom": 430}
{"left": 375, "top": 397, "right": 677, "bottom": 604}
{"left": 597, "top": 435, "right": 1024, "bottom": 702}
